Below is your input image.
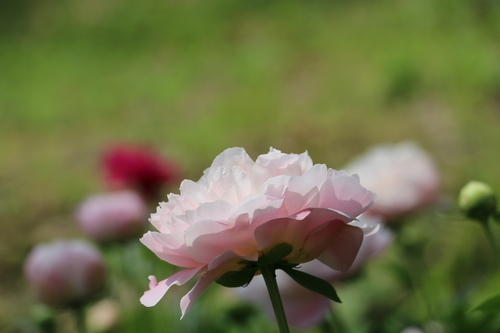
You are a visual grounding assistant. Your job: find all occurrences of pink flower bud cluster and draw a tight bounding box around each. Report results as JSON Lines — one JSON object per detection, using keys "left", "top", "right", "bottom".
{"left": 75, "top": 190, "right": 149, "bottom": 242}
{"left": 24, "top": 240, "right": 107, "bottom": 307}
{"left": 75, "top": 144, "right": 179, "bottom": 243}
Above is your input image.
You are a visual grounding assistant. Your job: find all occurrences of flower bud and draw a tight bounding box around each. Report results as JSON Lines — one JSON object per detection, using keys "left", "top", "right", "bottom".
{"left": 24, "top": 240, "right": 107, "bottom": 307}
{"left": 458, "top": 181, "right": 497, "bottom": 222}
{"left": 75, "top": 190, "right": 149, "bottom": 242}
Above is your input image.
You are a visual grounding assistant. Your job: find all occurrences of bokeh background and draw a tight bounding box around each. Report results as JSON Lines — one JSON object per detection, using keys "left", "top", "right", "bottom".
{"left": 2, "top": 0, "right": 500, "bottom": 332}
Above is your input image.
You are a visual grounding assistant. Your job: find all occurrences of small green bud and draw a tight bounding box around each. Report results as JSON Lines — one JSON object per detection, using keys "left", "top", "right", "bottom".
{"left": 458, "top": 181, "right": 497, "bottom": 222}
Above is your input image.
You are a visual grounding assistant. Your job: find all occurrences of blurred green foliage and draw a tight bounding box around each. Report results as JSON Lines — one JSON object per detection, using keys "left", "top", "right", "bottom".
{"left": 2, "top": 0, "right": 500, "bottom": 332}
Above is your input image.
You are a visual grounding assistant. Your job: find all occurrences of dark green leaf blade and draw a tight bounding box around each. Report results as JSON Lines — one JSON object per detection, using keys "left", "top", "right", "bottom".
{"left": 473, "top": 294, "right": 500, "bottom": 313}
{"left": 280, "top": 266, "right": 342, "bottom": 303}
{"left": 216, "top": 268, "right": 257, "bottom": 288}
{"left": 492, "top": 210, "right": 500, "bottom": 224}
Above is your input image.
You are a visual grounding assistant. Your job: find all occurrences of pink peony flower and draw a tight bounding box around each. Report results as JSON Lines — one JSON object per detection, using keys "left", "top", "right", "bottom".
{"left": 236, "top": 215, "right": 393, "bottom": 329}
{"left": 75, "top": 190, "right": 149, "bottom": 242}
{"left": 102, "top": 144, "right": 180, "bottom": 200}
{"left": 344, "top": 142, "right": 439, "bottom": 221}
{"left": 24, "top": 240, "right": 107, "bottom": 307}
{"left": 140, "top": 147, "right": 375, "bottom": 317}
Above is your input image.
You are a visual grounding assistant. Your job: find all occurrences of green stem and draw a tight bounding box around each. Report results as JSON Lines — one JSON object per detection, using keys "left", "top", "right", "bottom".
{"left": 481, "top": 219, "right": 500, "bottom": 263}
{"left": 260, "top": 264, "right": 290, "bottom": 333}
{"left": 73, "top": 305, "right": 86, "bottom": 333}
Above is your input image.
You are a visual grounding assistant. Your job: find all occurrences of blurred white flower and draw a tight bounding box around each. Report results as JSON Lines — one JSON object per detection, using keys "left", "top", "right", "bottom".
{"left": 345, "top": 142, "right": 439, "bottom": 221}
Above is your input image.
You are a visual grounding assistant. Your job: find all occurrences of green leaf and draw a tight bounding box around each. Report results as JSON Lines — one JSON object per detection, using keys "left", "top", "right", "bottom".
{"left": 279, "top": 266, "right": 342, "bottom": 303}
{"left": 473, "top": 294, "right": 500, "bottom": 314}
{"left": 492, "top": 210, "right": 500, "bottom": 224}
{"left": 258, "top": 243, "right": 293, "bottom": 265}
{"left": 216, "top": 268, "right": 258, "bottom": 288}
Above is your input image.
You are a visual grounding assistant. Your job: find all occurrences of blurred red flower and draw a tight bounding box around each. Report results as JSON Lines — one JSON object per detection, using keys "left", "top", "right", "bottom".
{"left": 102, "top": 144, "right": 180, "bottom": 201}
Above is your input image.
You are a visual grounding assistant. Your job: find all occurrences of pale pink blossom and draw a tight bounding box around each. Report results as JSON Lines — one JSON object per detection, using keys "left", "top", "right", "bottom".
{"left": 140, "top": 147, "right": 375, "bottom": 317}
{"left": 75, "top": 190, "right": 149, "bottom": 242}
{"left": 344, "top": 142, "right": 439, "bottom": 221}
{"left": 24, "top": 240, "right": 107, "bottom": 307}
{"left": 236, "top": 215, "right": 392, "bottom": 329}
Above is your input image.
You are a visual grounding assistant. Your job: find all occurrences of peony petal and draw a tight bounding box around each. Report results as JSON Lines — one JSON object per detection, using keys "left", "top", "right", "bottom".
{"left": 180, "top": 249, "right": 251, "bottom": 317}
{"left": 287, "top": 164, "right": 327, "bottom": 197}
{"left": 254, "top": 148, "right": 313, "bottom": 177}
{"left": 317, "top": 224, "right": 364, "bottom": 272}
{"left": 260, "top": 175, "right": 290, "bottom": 198}
{"left": 179, "top": 179, "right": 210, "bottom": 201}
{"left": 282, "top": 188, "right": 320, "bottom": 216}
{"left": 200, "top": 148, "right": 254, "bottom": 188}
{"left": 230, "top": 194, "right": 273, "bottom": 221}
{"left": 209, "top": 147, "right": 254, "bottom": 172}
{"left": 287, "top": 220, "right": 347, "bottom": 263}
{"left": 140, "top": 266, "right": 205, "bottom": 307}
{"left": 346, "top": 217, "right": 392, "bottom": 274}
{"left": 254, "top": 208, "right": 353, "bottom": 262}
{"left": 281, "top": 165, "right": 326, "bottom": 215}
{"left": 317, "top": 174, "right": 374, "bottom": 218}
{"left": 140, "top": 231, "right": 200, "bottom": 268}
{"left": 185, "top": 220, "right": 234, "bottom": 263}
{"left": 179, "top": 271, "right": 217, "bottom": 318}
{"left": 181, "top": 200, "right": 234, "bottom": 225}
{"left": 249, "top": 198, "right": 284, "bottom": 229}
{"left": 186, "top": 216, "right": 260, "bottom": 262}
{"left": 252, "top": 149, "right": 313, "bottom": 190}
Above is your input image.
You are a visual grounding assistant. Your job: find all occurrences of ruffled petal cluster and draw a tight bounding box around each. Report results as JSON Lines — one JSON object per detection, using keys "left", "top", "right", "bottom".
{"left": 140, "top": 147, "right": 375, "bottom": 317}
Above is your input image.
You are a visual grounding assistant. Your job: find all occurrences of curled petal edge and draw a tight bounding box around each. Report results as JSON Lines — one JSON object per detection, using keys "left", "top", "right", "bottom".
{"left": 180, "top": 249, "right": 256, "bottom": 318}
{"left": 140, "top": 266, "right": 206, "bottom": 307}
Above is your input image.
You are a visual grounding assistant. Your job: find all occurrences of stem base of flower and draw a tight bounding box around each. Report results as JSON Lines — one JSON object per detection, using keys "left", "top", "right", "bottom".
{"left": 260, "top": 264, "right": 290, "bottom": 333}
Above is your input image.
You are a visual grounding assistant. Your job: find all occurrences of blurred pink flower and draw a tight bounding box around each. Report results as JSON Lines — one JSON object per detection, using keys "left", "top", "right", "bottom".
{"left": 140, "top": 147, "right": 375, "bottom": 317}
{"left": 24, "top": 240, "right": 107, "bottom": 307}
{"left": 75, "top": 190, "right": 149, "bottom": 242}
{"left": 345, "top": 142, "right": 439, "bottom": 221}
{"left": 102, "top": 144, "right": 180, "bottom": 200}
{"left": 236, "top": 215, "right": 392, "bottom": 329}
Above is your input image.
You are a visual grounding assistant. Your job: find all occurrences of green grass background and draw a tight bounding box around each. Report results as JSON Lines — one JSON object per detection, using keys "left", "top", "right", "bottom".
{"left": 2, "top": 0, "right": 500, "bottom": 332}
